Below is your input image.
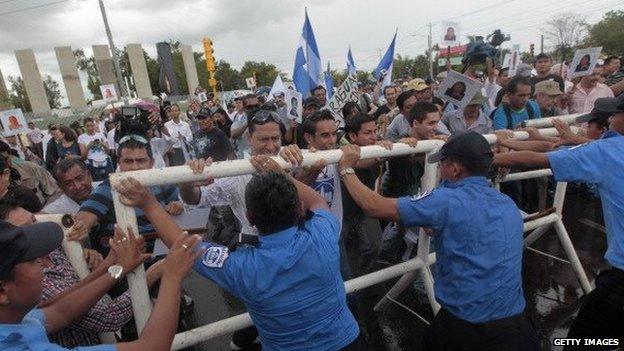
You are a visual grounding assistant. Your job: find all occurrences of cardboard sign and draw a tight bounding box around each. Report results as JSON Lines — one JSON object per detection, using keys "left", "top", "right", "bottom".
{"left": 507, "top": 45, "right": 521, "bottom": 77}
{"left": 0, "top": 108, "right": 28, "bottom": 136}
{"left": 197, "top": 92, "right": 208, "bottom": 102}
{"left": 569, "top": 47, "right": 602, "bottom": 78}
{"left": 434, "top": 70, "right": 483, "bottom": 110}
{"left": 327, "top": 74, "right": 360, "bottom": 127}
{"left": 100, "top": 84, "right": 118, "bottom": 101}
{"left": 441, "top": 21, "right": 461, "bottom": 47}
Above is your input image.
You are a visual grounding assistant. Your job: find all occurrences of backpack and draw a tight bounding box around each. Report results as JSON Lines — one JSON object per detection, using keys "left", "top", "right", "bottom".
{"left": 489, "top": 102, "right": 535, "bottom": 129}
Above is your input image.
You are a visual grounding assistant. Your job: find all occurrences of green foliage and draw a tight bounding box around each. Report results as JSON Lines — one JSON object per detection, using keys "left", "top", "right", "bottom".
{"left": 587, "top": 10, "right": 624, "bottom": 56}
{"left": 4, "top": 75, "right": 62, "bottom": 112}
{"left": 240, "top": 61, "right": 280, "bottom": 87}
{"left": 214, "top": 60, "right": 243, "bottom": 91}
{"left": 393, "top": 54, "right": 430, "bottom": 80}
{"left": 43, "top": 75, "right": 62, "bottom": 109}
{"left": 74, "top": 49, "right": 102, "bottom": 100}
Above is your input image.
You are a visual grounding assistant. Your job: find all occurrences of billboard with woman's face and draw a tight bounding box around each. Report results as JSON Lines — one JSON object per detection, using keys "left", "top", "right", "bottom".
{"left": 441, "top": 21, "right": 461, "bottom": 46}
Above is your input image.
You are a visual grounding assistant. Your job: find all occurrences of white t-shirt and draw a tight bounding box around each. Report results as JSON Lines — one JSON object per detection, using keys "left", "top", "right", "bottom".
{"left": 107, "top": 129, "right": 117, "bottom": 151}
{"left": 311, "top": 163, "right": 343, "bottom": 225}
{"left": 78, "top": 132, "right": 108, "bottom": 163}
{"left": 150, "top": 137, "right": 176, "bottom": 169}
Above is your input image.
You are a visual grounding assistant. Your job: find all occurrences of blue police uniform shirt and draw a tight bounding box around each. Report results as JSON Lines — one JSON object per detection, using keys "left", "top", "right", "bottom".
{"left": 397, "top": 176, "right": 526, "bottom": 323}
{"left": 547, "top": 135, "right": 624, "bottom": 270}
{"left": 194, "top": 209, "right": 359, "bottom": 351}
{"left": 492, "top": 100, "right": 541, "bottom": 130}
{"left": 0, "top": 309, "right": 116, "bottom": 351}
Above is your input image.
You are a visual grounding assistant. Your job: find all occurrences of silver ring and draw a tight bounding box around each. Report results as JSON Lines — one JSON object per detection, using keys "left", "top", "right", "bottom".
{"left": 121, "top": 237, "right": 128, "bottom": 242}
{"left": 182, "top": 244, "right": 189, "bottom": 250}
{"left": 262, "top": 161, "right": 269, "bottom": 167}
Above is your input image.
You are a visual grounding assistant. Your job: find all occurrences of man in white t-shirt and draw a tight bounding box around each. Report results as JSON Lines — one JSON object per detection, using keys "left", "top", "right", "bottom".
{"left": 78, "top": 117, "right": 111, "bottom": 181}
{"left": 26, "top": 122, "right": 45, "bottom": 158}
{"left": 163, "top": 104, "right": 193, "bottom": 166}
{"left": 43, "top": 158, "right": 93, "bottom": 214}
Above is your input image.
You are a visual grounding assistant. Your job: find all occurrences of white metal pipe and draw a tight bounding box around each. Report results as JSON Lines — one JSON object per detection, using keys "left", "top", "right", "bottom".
{"left": 110, "top": 142, "right": 445, "bottom": 187}
{"left": 553, "top": 182, "right": 568, "bottom": 215}
{"left": 171, "top": 253, "right": 437, "bottom": 350}
{"left": 500, "top": 169, "right": 553, "bottom": 182}
{"left": 524, "top": 224, "right": 553, "bottom": 247}
{"left": 553, "top": 219, "right": 594, "bottom": 294}
{"left": 523, "top": 213, "right": 560, "bottom": 233}
{"left": 523, "top": 114, "right": 581, "bottom": 128}
{"left": 111, "top": 191, "right": 152, "bottom": 332}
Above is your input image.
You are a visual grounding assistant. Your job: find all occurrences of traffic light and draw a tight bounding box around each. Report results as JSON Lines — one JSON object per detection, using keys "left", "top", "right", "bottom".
{"left": 203, "top": 37, "right": 217, "bottom": 73}
{"left": 529, "top": 43, "right": 535, "bottom": 57}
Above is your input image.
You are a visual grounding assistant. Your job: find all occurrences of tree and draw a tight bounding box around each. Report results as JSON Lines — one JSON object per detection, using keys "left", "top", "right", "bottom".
{"left": 74, "top": 49, "right": 102, "bottom": 100}
{"left": 392, "top": 54, "right": 430, "bottom": 80}
{"left": 214, "top": 60, "right": 243, "bottom": 91}
{"left": 7, "top": 76, "right": 30, "bottom": 112}
{"left": 43, "top": 75, "right": 62, "bottom": 109}
{"left": 543, "top": 12, "right": 588, "bottom": 61}
{"left": 240, "top": 61, "right": 280, "bottom": 87}
{"left": 587, "top": 10, "right": 624, "bottom": 56}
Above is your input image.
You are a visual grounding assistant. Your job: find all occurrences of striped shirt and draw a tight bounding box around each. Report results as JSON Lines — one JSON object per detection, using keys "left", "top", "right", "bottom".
{"left": 80, "top": 179, "right": 179, "bottom": 244}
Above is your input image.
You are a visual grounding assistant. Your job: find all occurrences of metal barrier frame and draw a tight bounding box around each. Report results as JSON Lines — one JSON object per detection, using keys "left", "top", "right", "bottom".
{"left": 44, "top": 116, "right": 595, "bottom": 349}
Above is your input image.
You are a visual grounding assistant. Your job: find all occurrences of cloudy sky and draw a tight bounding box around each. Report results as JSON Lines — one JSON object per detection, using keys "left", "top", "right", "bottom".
{"left": 1, "top": 0, "right": 622, "bottom": 104}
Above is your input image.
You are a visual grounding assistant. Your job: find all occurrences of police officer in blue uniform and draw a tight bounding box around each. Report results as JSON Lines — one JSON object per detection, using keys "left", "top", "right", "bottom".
{"left": 114, "top": 158, "right": 363, "bottom": 351}
{"left": 495, "top": 94, "right": 624, "bottom": 348}
{"left": 339, "top": 131, "right": 539, "bottom": 350}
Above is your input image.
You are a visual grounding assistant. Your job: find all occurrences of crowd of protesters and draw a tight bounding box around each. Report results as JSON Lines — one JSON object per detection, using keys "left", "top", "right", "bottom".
{"left": 0, "top": 51, "right": 623, "bottom": 351}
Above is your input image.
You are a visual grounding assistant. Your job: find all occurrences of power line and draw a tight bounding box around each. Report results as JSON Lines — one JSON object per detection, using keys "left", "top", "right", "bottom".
{"left": 0, "top": 0, "right": 70, "bottom": 16}
{"left": 0, "top": 0, "right": 29, "bottom": 4}
{"left": 443, "top": 0, "right": 519, "bottom": 22}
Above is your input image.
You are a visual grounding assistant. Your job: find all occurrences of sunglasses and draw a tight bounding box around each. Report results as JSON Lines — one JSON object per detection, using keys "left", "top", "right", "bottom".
{"left": 250, "top": 110, "right": 281, "bottom": 124}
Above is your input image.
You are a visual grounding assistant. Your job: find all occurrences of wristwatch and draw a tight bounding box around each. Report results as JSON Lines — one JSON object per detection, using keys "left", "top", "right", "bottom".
{"left": 339, "top": 167, "right": 355, "bottom": 178}
{"left": 108, "top": 265, "right": 124, "bottom": 280}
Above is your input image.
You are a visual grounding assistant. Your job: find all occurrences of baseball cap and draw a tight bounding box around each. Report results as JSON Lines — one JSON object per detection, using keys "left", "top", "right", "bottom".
{"left": 0, "top": 221, "right": 63, "bottom": 278}
{"left": 428, "top": 131, "right": 493, "bottom": 164}
{"left": 516, "top": 63, "right": 533, "bottom": 78}
{"left": 576, "top": 94, "right": 624, "bottom": 123}
{"left": 467, "top": 91, "right": 487, "bottom": 106}
{"left": 304, "top": 97, "right": 322, "bottom": 108}
{"left": 534, "top": 80, "right": 563, "bottom": 96}
{"left": 406, "top": 78, "right": 429, "bottom": 92}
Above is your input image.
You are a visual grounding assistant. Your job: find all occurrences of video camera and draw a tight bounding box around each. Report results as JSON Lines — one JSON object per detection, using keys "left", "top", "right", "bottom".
{"left": 114, "top": 106, "right": 156, "bottom": 143}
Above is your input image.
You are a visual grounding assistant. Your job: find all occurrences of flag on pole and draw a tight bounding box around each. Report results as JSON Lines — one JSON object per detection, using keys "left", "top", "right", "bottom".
{"left": 267, "top": 74, "right": 286, "bottom": 101}
{"left": 373, "top": 32, "right": 397, "bottom": 92}
{"left": 324, "top": 62, "right": 334, "bottom": 99}
{"left": 347, "top": 47, "right": 357, "bottom": 75}
{"left": 292, "top": 9, "right": 323, "bottom": 98}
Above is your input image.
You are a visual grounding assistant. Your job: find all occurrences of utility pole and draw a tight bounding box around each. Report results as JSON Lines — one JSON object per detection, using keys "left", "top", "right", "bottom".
{"left": 428, "top": 22, "right": 433, "bottom": 80}
{"left": 540, "top": 34, "right": 544, "bottom": 54}
{"left": 98, "top": 0, "right": 128, "bottom": 99}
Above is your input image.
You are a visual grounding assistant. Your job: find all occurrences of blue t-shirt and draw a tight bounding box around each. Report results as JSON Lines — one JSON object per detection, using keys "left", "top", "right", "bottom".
{"left": 397, "top": 176, "right": 526, "bottom": 323}
{"left": 547, "top": 135, "right": 624, "bottom": 270}
{"left": 194, "top": 209, "right": 359, "bottom": 351}
{"left": 492, "top": 100, "right": 541, "bottom": 130}
{"left": 0, "top": 309, "right": 116, "bottom": 351}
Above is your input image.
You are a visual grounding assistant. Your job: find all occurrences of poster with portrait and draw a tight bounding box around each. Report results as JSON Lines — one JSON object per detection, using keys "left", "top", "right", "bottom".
{"left": 0, "top": 108, "right": 28, "bottom": 136}
{"left": 99, "top": 84, "right": 118, "bottom": 101}
{"left": 434, "top": 70, "right": 483, "bottom": 110}
{"left": 569, "top": 47, "right": 602, "bottom": 78}
{"left": 197, "top": 91, "right": 208, "bottom": 102}
{"left": 441, "top": 21, "right": 461, "bottom": 46}
{"left": 507, "top": 44, "right": 521, "bottom": 77}
{"left": 285, "top": 88, "right": 303, "bottom": 123}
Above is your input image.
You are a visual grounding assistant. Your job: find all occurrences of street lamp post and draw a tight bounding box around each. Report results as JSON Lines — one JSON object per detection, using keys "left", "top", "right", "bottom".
{"left": 98, "top": 0, "right": 128, "bottom": 99}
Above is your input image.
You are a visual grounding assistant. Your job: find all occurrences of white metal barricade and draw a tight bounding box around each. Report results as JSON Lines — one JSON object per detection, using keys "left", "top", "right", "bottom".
{"left": 35, "top": 114, "right": 597, "bottom": 349}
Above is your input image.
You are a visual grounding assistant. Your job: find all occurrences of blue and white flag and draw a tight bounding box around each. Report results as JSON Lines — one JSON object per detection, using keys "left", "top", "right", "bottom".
{"left": 292, "top": 10, "right": 323, "bottom": 98}
{"left": 347, "top": 47, "right": 357, "bottom": 75}
{"left": 373, "top": 32, "right": 397, "bottom": 92}
{"left": 324, "top": 62, "right": 334, "bottom": 99}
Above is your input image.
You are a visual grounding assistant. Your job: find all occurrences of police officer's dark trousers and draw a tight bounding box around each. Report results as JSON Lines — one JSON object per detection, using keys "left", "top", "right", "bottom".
{"left": 564, "top": 267, "right": 624, "bottom": 350}
{"left": 423, "top": 308, "right": 538, "bottom": 351}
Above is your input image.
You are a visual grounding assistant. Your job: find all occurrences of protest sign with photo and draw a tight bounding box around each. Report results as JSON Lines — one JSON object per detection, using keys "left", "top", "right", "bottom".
{"left": 434, "top": 70, "right": 483, "bottom": 110}
{"left": 327, "top": 74, "right": 360, "bottom": 127}
{"left": 0, "top": 108, "right": 28, "bottom": 136}
{"left": 245, "top": 77, "right": 257, "bottom": 89}
{"left": 100, "top": 84, "right": 118, "bottom": 101}
{"left": 441, "top": 21, "right": 460, "bottom": 46}
{"left": 197, "top": 92, "right": 208, "bottom": 102}
{"left": 569, "top": 47, "right": 602, "bottom": 78}
{"left": 507, "top": 44, "right": 521, "bottom": 77}
{"left": 285, "top": 89, "right": 303, "bottom": 123}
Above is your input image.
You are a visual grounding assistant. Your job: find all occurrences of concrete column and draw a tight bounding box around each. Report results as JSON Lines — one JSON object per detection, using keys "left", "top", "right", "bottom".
{"left": 0, "top": 67, "right": 10, "bottom": 109}
{"left": 126, "top": 44, "right": 153, "bottom": 98}
{"left": 92, "top": 44, "right": 119, "bottom": 93}
{"left": 54, "top": 46, "right": 87, "bottom": 110}
{"left": 15, "top": 49, "right": 51, "bottom": 114}
{"left": 181, "top": 44, "right": 199, "bottom": 94}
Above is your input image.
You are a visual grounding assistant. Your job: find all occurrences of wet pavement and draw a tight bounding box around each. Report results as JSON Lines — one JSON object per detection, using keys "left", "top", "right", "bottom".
{"left": 181, "top": 185, "right": 608, "bottom": 351}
